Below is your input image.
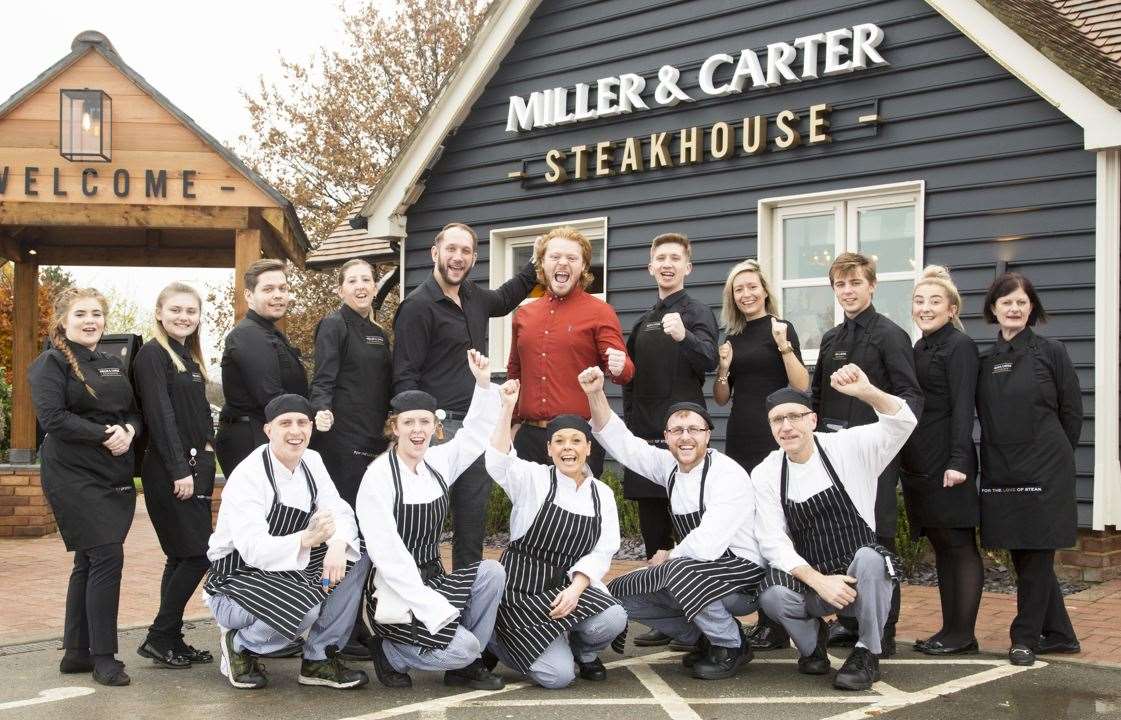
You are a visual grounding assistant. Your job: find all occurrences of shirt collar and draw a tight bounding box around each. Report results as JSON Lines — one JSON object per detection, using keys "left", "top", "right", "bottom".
{"left": 167, "top": 337, "right": 192, "bottom": 359}
{"left": 547, "top": 285, "right": 586, "bottom": 304}
{"left": 64, "top": 339, "right": 98, "bottom": 361}
{"left": 267, "top": 447, "right": 305, "bottom": 482}
{"left": 421, "top": 273, "right": 473, "bottom": 306}
{"left": 920, "top": 322, "right": 955, "bottom": 350}
{"left": 656, "top": 288, "right": 689, "bottom": 312}
{"left": 996, "top": 326, "right": 1033, "bottom": 353}
{"left": 555, "top": 469, "right": 594, "bottom": 494}
{"left": 340, "top": 303, "right": 369, "bottom": 324}
{"left": 846, "top": 304, "right": 877, "bottom": 329}
{"left": 246, "top": 309, "right": 276, "bottom": 330}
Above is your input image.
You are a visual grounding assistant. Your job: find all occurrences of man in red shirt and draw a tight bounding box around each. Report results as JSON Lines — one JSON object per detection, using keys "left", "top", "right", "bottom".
{"left": 508, "top": 226, "right": 635, "bottom": 476}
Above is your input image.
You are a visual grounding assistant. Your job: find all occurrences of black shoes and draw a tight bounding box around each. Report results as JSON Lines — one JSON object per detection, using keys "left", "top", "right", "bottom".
{"left": 574, "top": 655, "right": 607, "bottom": 681}
{"left": 826, "top": 619, "right": 859, "bottom": 647}
{"left": 444, "top": 658, "right": 505, "bottom": 690}
{"left": 919, "top": 638, "right": 979, "bottom": 656}
{"left": 690, "top": 642, "right": 753, "bottom": 680}
{"left": 92, "top": 657, "right": 131, "bottom": 687}
{"left": 481, "top": 648, "right": 500, "bottom": 671}
{"left": 59, "top": 650, "right": 94, "bottom": 674}
{"left": 298, "top": 652, "right": 369, "bottom": 689}
{"left": 833, "top": 647, "right": 880, "bottom": 691}
{"left": 219, "top": 627, "right": 268, "bottom": 690}
{"left": 681, "top": 636, "right": 710, "bottom": 670}
{"left": 1008, "top": 644, "right": 1036, "bottom": 666}
{"left": 368, "top": 639, "right": 412, "bottom": 688}
{"left": 137, "top": 639, "right": 191, "bottom": 669}
{"left": 633, "top": 629, "right": 672, "bottom": 647}
{"left": 173, "top": 641, "right": 213, "bottom": 664}
{"left": 797, "top": 619, "right": 831, "bottom": 676}
{"left": 1038, "top": 636, "right": 1081, "bottom": 655}
{"left": 747, "top": 622, "right": 791, "bottom": 650}
{"left": 668, "top": 638, "right": 699, "bottom": 652}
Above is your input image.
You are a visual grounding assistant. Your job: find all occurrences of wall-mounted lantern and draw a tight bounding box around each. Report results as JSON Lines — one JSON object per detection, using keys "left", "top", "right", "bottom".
{"left": 59, "top": 88, "right": 112, "bottom": 162}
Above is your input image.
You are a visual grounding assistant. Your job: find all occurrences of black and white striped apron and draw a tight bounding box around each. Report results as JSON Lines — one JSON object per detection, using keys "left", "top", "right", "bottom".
{"left": 760, "top": 437, "right": 897, "bottom": 595}
{"left": 495, "top": 468, "right": 617, "bottom": 675}
{"left": 608, "top": 453, "right": 765, "bottom": 652}
{"left": 204, "top": 448, "right": 331, "bottom": 640}
{"left": 365, "top": 450, "right": 479, "bottom": 650}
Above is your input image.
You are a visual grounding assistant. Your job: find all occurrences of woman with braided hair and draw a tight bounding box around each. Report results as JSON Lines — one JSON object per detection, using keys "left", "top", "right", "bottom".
{"left": 29, "top": 287, "right": 143, "bottom": 687}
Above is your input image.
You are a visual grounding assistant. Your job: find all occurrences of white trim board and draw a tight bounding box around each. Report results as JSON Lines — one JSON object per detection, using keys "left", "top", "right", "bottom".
{"left": 1093, "top": 148, "right": 1121, "bottom": 530}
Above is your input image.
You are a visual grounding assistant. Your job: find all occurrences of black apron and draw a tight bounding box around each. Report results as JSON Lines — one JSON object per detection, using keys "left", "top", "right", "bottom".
{"left": 142, "top": 363, "right": 215, "bottom": 557}
{"left": 977, "top": 333, "right": 1076, "bottom": 549}
{"left": 761, "top": 438, "right": 897, "bottom": 596}
{"left": 817, "top": 313, "right": 900, "bottom": 539}
{"left": 204, "top": 449, "right": 332, "bottom": 640}
{"left": 608, "top": 454, "right": 765, "bottom": 652}
{"left": 365, "top": 451, "right": 479, "bottom": 650}
{"left": 495, "top": 469, "right": 617, "bottom": 674}
{"left": 39, "top": 351, "right": 137, "bottom": 552}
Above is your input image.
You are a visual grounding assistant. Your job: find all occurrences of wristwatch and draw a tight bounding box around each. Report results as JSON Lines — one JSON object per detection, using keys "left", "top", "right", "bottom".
{"left": 778, "top": 342, "right": 794, "bottom": 354}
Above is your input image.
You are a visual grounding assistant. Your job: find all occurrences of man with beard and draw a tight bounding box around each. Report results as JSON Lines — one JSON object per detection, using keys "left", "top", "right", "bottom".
{"left": 393, "top": 222, "right": 538, "bottom": 570}
{"left": 581, "top": 366, "right": 765, "bottom": 680}
{"left": 507, "top": 226, "right": 634, "bottom": 477}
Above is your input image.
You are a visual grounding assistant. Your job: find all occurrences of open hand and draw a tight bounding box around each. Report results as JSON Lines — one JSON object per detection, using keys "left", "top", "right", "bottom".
{"left": 814, "top": 574, "right": 858, "bottom": 610}
{"left": 102, "top": 424, "right": 132, "bottom": 456}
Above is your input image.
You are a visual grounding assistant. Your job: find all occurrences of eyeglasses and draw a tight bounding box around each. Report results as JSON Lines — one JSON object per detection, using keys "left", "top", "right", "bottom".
{"left": 666, "top": 426, "right": 709, "bottom": 437}
{"left": 768, "top": 411, "right": 814, "bottom": 428}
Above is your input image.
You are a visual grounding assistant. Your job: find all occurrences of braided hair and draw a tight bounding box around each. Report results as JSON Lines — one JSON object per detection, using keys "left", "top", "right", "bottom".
{"left": 49, "top": 287, "right": 109, "bottom": 398}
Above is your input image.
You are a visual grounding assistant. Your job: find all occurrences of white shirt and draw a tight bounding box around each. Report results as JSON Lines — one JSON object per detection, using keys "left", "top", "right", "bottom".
{"left": 484, "top": 447, "right": 620, "bottom": 592}
{"left": 207, "top": 445, "right": 361, "bottom": 570}
{"left": 354, "top": 384, "right": 500, "bottom": 633}
{"left": 594, "top": 412, "right": 763, "bottom": 566}
{"left": 751, "top": 399, "right": 917, "bottom": 574}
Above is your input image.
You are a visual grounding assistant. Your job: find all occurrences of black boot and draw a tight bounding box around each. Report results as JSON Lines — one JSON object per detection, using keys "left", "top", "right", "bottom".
{"left": 747, "top": 610, "right": 791, "bottom": 650}
{"left": 826, "top": 617, "right": 860, "bottom": 647}
{"left": 690, "top": 640, "right": 752, "bottom": 680}
{"left": 92, "top": 655, "right": 131, "bottom": 687}
{"left": 633, "top": 629, "right": 672, "bottom": 647}
{"left": 444, "top": 658, "right": 505, "bottom": 690}
{"left": 681, "top": 635, "right": 710, "bottom": 669}
{"left": 368, "top": 638, "right": 412, "bottom": 688}
{"left": 797, "top": 619, "right": 831, "bottom": 675}
{"left": 833, "top": 647, "right": 880, "bottom": 691}
{"left": 59, "top": 649, "right": 94, "bottom": 674}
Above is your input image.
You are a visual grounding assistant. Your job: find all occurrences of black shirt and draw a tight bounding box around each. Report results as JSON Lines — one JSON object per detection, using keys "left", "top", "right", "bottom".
{"left": 133, "top": 338, "right": 215, "bottom": 480}
{"left": 725, "top": 314, "right": 803, "bottom": 471}
{"left": 392, "top": 262, "right": 537, "bottom": 412}
{"left": 219, "top": 309, "right": 308, "bottom": 422}
{"left": 812, "top": 304, "right": 923, "bottom": 428}
{"left": 901, "top": 323, "right": 978, "bottom": 478}
{"left": 309, "top": 304, "right": 392, "bottom": 450}
{"left": 622, "top": 289, "right": 718, "bottom": 439}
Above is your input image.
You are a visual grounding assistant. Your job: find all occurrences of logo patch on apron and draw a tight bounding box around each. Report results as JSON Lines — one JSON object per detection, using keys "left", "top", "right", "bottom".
{"left": 644, "top": 322, "right": 663, "bottom": 332}
{"left": 832, "top": 351, "right": 848, "bottom": 362}
{"left": 991, "top": 362, "right": 1014, "bottom": 374}
{"left": 191, "top": 371, "right": 204, "bottom": 383}
{"left": 96, "top": 366, "right": 122, "bottom": 378}
{"left": 364, "top": 335, "right": 385, "bottom": 346}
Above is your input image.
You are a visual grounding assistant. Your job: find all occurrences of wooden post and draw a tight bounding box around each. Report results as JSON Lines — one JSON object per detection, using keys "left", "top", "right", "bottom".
{"left": 10, "top": 260, "right": 39, "bottom": 463}
{"left": 233, "top": 228, "right": 262, "bottom": 322}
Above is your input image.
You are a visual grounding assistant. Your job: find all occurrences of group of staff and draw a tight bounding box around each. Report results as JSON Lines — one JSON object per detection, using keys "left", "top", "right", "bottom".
{"left": 30, "top": 222, "right": 1082, "bottom": 692}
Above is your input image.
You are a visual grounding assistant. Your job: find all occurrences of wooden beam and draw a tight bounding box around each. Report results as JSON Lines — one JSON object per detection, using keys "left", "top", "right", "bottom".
{"left": 10, "top": 260, "right": 38, "bottom": 461}
{"left": 26, "top": 246, "right": 234, "bottom": 267}
{"left": 0, "top": 202, "right": 250, "bottom": 230}
{"left": 258, "top": 208, "right": 306, "bottom": 267}
{"left": 234, "top": 228, "right": 263, "bottom": 322}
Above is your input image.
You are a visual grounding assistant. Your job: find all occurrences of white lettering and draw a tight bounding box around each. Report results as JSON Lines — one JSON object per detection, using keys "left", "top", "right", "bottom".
{"left": 618, "top": 73, "right": 648, "bottom": 112}
{"left": 506, "top": 94, "right": 537, "bottom": 132}
{"left": 699, "top": 53, "right": 735, "bottom": 95}
{"left": 551, "top": 87, "right": 576, "bottom": 125}
{"left": 793, "top": 33, "right": 826, "bottom": 79}
{"left": 852, "top": 23, "right": 888, "bottom": 69}
{"left": 596, "top": 77, "right": 620, "bottom": 117}
{"left": 730, "top": 49, "right": 766, "bottom": 92}
{"left": 765, "top": 42, "right": 799, "bottom": 86}
{"left": 574, "top": 83, "right": 597, "bottom": 121}
{"left": 823, "top": 28, "right": 854, "bottom": 76}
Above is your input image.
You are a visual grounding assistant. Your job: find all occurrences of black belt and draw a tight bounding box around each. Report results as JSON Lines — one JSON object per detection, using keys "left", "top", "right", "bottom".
{"left": 220, "top": 416, "right": 253, "bottom": 425}
{"left": 443, "top": 411, "right": 467, "bottom": 422}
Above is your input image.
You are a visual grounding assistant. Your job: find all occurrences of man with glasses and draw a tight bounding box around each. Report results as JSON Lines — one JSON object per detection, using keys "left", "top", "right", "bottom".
{"left": 579, "top": 366, "right": 764, "bottom": 680}
{"left": 752, "top": 369, "right": 916, "bottom": 691}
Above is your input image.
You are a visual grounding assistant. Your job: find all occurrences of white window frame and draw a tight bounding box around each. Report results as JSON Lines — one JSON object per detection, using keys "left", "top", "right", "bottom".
{"left": 758, "top": 181, "right": 925, "bottom": 366}
{"left": 488, "top": 216, "right": 608, "bottom": 371}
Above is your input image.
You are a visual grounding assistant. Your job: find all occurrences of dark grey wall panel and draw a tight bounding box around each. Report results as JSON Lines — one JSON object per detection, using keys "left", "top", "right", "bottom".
{"left": 399, "top": 0, "right": 1100, "bottom": 524}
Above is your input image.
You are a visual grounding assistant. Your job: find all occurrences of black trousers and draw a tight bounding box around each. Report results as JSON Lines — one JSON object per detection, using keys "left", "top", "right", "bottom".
{"left": 64, "top": 543, "right": 125, "bottom": 655}
{"left": 636, "top": 497, "right": 674, "bottom": 558}
{"left": 1009, "top": 549, "right": 1077, "bottom": 648}
{"left": 148, "top": 555, "right": 210, "bottom": 645}
{"left": 512, "top": 423, "right": 606, "bottom": 477}
{"left": 214, "top": 420, "right": 266, "bottom": 478}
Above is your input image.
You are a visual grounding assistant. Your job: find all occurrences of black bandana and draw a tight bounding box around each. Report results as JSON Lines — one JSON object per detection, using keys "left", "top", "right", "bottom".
{"left": 545, "top": 414, "right": 592, "bottom": 442}
{"left": 664, "top": 401, "right": 713, "bottom": 430}
{"left": 765, "top": 386, "right": 813, "bottom": 412}
{"left": 390, "top": 390, "right": 439, "bottom": 414}
{"left": 264, "top": 394, "right": 313, "bottom": 422}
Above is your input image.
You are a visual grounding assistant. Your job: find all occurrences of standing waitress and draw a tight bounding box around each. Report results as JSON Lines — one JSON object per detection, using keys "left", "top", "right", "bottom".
{"left": 901, "top": 267, "right": 982, "bottom": 655}
{"left": 216, "top": 259, "right": 307, "bottom": 474}
{"left": 133, "top": 282, "right": 216, "bottom": 669}
{"left": 976, "top": 272, "right": 1082, "bottom": 667}
{"left": 30, "top": 287, "right": 142, "bottom": 687}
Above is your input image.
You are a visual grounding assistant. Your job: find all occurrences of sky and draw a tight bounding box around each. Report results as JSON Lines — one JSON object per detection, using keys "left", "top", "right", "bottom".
{"left": 1, "top": 0, "right": 374, "bottom": 361}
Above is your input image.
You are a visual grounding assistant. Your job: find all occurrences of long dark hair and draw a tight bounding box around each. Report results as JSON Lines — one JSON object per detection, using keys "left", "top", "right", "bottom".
{"left": 983, "top": 272, "right": 1048, "bottom": 326}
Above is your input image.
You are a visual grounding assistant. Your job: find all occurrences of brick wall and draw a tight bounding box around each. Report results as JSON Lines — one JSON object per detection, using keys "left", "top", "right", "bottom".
{"left": 0, "top": 465, "right": 56, "bottom": 538}
{"left": 1056, "top": 527, "right": 1121, "bottom": 582}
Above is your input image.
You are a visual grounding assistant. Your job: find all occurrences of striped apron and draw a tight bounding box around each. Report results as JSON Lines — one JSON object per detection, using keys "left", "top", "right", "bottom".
{"left": 365, "top": 451, "right": 479, "bottom": 650}
{"left": 204, "top": 448, "right": 331, "bottom": 640}
{"left": 495, "top": 468, "right": 617, "bottom": 675}
{"left": 608, "top": 453, "right": 765, "bottom": 652}
{"left": 760, "top": 437, "right": 898, "bottom": 595}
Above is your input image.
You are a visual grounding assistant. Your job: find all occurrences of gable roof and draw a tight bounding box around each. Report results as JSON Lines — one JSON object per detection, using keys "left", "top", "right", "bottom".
{"left": 0, "top": 30, "right": 310, "bottom": 252}
{"left": 310, "top": 206, "right": 397, "bottom": 267}
{"left": 350, "top": 0, "right": 1121, "bottom": 248}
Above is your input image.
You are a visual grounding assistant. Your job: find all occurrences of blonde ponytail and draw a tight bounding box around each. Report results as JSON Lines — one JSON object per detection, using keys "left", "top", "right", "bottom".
{"left": 915, "top": 265, "right": 964, "bottom": 331}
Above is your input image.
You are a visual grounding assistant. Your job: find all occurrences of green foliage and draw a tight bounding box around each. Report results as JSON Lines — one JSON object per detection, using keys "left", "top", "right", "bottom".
{"left": 893, "top": 488, "right": 931, "bottom": 576}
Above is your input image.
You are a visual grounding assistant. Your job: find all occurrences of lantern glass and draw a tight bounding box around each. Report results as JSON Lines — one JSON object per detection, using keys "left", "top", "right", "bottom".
{"left": 60, "top": 89, "right": 112, "bottom": 161}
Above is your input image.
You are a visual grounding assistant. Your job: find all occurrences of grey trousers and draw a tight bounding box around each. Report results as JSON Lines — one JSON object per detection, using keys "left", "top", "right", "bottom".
{"left": 441, "top": 418, "right": 492, "bottom": 570}
{"left": 619, "top": 590, "right": 754, "bottom": 649}
{"left": 382, "top": 559, "right": 505, "bottom": 672}
{"left": 209, "top": 554, "right": 370, "bottom": 661}
{"left": 489, "top": 604, "right": 628, "bottom": 689}
{"left": 760, "top": 547, "right": 893, "bottom": 656}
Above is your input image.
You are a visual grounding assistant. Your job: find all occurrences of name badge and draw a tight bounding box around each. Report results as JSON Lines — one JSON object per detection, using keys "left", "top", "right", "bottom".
{"left": 991, "top": 362, "right": 1014, "bottom": 375}
{"left": 643, "top": 321, "right": 662, "bottom": 332}
{"left": 96, "top": 366, "right": 122, "bottom": 378}
{"left": 191, "top": 372, "right": 204, "bottom": 383}
{"left": 832, "top": 351, "right": 848, "bottom": 362}
{"left": 364, "top": 335, "right": 386, "bottom": 346}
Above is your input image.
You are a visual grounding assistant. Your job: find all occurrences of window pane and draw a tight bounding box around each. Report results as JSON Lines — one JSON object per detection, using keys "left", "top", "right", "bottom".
{"left": 782, "top": 285, "right": 836, "bottom": 353}
{"left": 512, "top": 244, "right": 534, "bottom": 268}
{"left": 873, "top": 280, "right": 915, "bottom": 334}
{"left": 858, "top": 206, "right": 915, "bottom": 273}
{"left": 783, "top": 214, "right": 835, "bottom": 280}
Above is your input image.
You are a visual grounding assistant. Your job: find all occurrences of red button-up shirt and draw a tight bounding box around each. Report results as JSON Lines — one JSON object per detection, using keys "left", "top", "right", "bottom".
{"left": 508, "top": 287, "right": 635, "bottom": 421}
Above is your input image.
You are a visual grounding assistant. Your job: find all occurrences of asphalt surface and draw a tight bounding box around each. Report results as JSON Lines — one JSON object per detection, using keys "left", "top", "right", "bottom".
{"left": 2, "top": 620, "right": 1119, "bottom": 720}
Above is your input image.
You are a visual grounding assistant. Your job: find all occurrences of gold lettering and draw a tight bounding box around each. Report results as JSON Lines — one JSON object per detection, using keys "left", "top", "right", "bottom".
{"left": 774, "top": 110, "right": 801, "bottom": 150}
{"left": 679, "top": 126, "right": 701, "bottom": 165}
{"left": 620, "top": 137, "right": 644, "bottom": 173}
{"left": 649, "top": 132, "right": 671, "bottom": 169}
{"left": 808, "top": 103, "right": 832, "bottom": 145}
{"left": 544, "top": 149, "right": 568, "bottom": 183}
{"left": 709, "top": 122, "right": 732, "bottom": 159}
{"left": 572, "top": 144, "right": 589, "bottom": 180}
{"left": 742, "top": 115, "right": 766, "bottom": 154}
{"left": 595, "top": 141, "right": 615, "bottom": 177}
